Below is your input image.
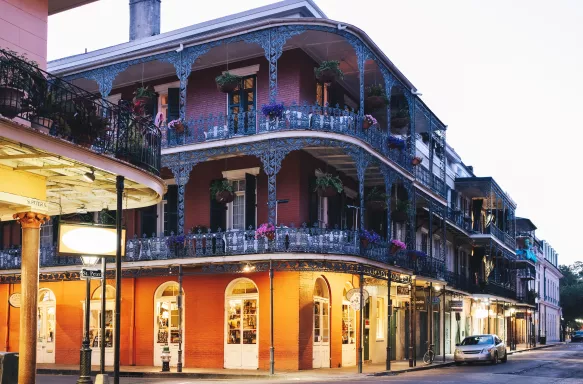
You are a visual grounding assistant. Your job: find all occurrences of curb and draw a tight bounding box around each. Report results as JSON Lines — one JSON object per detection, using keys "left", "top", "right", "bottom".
{"left": 507, "top": 343, "right": 565, "bottom": 356}
{"left": 36, "top": 369, "right": 269, "bottom": 380}
{"left": 370, "top": 361, "right": 456, "bottom": 376}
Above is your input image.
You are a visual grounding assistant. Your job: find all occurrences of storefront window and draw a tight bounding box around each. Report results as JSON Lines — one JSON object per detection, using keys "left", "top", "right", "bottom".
{"left": 155, "top": 283, "right": 183, "bottom": 345}
{"left": 226, "top": 279, "right": 258, "bottom": 345}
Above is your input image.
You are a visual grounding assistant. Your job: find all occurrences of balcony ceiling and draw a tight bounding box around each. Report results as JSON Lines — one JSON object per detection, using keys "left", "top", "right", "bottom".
{"left": 0, "top": 135, "right": 160, "bottom": 221}
{"left": 49, "top": 0, "right": 97, "bottom": 15}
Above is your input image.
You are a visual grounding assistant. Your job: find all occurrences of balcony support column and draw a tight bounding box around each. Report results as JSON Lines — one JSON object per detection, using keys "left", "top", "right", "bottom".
{"left": 429, "top": 201, "right": 433, "bottom": 259}
{"left": 406, "top": 187, "right": 416, "bottom": 252}
{"left": 441, "top": 205, "right": 447, "bottom": 263}
{"left": 13, "top": 212, "right": 49, "bottom": 384}
{"left": 257, "top": 142, "right": 294, "bottom": 226}
{"left": 168, "top": 155, "right": 197, "bottom": 235}
{"left": 348, "top": 149, "right": 370, "bottom": 230}
{"left": 381, "top": 166, "right": 393, "bottom": 243}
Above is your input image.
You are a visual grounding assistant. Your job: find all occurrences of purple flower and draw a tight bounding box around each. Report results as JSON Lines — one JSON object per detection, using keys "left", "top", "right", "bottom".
{"left": 261, "top": 103, "right": 285, "bottom": 119}
{"left": 359, "top": 229, "right": 381, "bottom": 244}
{"left": 388, "top": 136, "right": 406, "bottom": 150}
{"left": 390, "top": 239, "right": 407, "bottom": 250}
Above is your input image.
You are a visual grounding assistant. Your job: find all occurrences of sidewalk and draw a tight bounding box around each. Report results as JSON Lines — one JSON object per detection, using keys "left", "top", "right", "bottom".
{"left": 36, "top": 342, "right": 565, "bottom": 380}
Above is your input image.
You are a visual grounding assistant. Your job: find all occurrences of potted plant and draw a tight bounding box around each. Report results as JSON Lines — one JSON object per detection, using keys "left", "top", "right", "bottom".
{"left": 388, "top": 136, "right": 406, "bottom": 150}
{"left": 391, "top": 107, "right": 410, "bottom": 130}
{"left": 133, "top": 85, "right": 156, "bottom": 105}
{"left": 0, "top": 49, "right": 37, "bottom": 119}
{"left": 412, "top": 156, "right": 423, "bottom": 166}
{"left": 365, "top": 187, "right": 386, "bottom": 211}
{"left": 190, "top": 225, "right": 208, "bottom": 234}
{"left": 408, "top": 250, "right": 427, "bottom": 261}
{"left": 215, "top": 72, "right": 240, "bottom": 93}
{"left": 391, "top": 200, "right": 409, "bottom": 223}
{"left": 168, "top": 118, "right": 185, "bottom": 134}
{"left": 166, "top": 233, "right": 186, "bottom": 256}
{"left": 28, "top": 80, "right": 61, "bottom": 134}
{"left": 210, "top": 179, "right": 235, "bottom": 203}
{"left": 256, "top": 222, "right": 276, "bottom": 241}
{"left": 314, "top": 169, "right": 343, "bottom": 197}
{"left": 67, "top": 101, "right": 110, "bottom": 147}
{"left": 261, "top": 102, "right": 285, "bottom": 119}
{"left": 362, "top": 114, "right": 377, "bottom": 130}
{"left": 314, "top": 60, "right": 344, "bottom": 84}
{"left": 390, "top": 239, "right": 406, "bottom": 254}
{"left": 359, "top": 229, "right": 380, "bottom": 249}
{"left": 365, "top": 84, "right": 388, "bottom": 110}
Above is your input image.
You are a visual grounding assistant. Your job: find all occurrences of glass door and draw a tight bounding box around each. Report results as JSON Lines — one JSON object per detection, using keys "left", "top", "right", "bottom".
{"left": 225, "top": 297, "right": 258, "bottom": 368}
{"left": 89, "top": 307, "right": 114, "bottom": 366}
{"left": 154, "top": 299, "right": 181, "bottom": 366}
{"left": 37, "top": 304, "right": 56, "bottom": 363}
{"left": 228, "top": 75, "right": 256, "bottom": 135}
{"left": 313, "top": 298, "right": 330, "bottom": 368}
{"left": 341, "top": 303, "right": 356, "bottom": 367}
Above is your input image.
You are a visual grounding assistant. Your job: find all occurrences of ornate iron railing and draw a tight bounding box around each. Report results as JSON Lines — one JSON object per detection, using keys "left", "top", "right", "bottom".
{"left": 163, "top": 103, "right": 410, "bottom": 171}
{"left": 414, "top": 165, "right": 445, "bottom": 197}
{"left": 0, "top": 48, "right": 161, "bottom": 175}
{"left": 446, "top": 209, "right": 472, "bottom": 232}
{"left": 0, "top": 227, "right": 446, "bottom": 280}
{"left": 484, "top": 224, "right": 516, "bottom": 250}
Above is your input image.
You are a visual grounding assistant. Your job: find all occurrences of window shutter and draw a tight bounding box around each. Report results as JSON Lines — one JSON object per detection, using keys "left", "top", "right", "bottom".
{"left": 167, "top": 87, "right": 180, "bottom": 121}
{"left": 51, "top": 216, "right": 59, "bottom": 247}
{"left": 151, "top": 93, "right": 159, "bottom": 118}
{"left": 327, "top": 192, "right": 341, "bottom": 229}
{"left": 140, "top": 205, "right": 158, "bottom": 237}
{"left": 245, "top": 173, "right": 256, "bottom": 229}
{"left": 166, "top": 185, "right": 178, "bottom": 235}
{"left": 308, "top": 176, "right": 318, "bottom": 227}
{"left": 210, "top": 179, "right": 227, "bottom": 232}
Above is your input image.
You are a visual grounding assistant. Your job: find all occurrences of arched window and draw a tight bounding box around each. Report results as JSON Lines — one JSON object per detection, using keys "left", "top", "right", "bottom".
{"left": 92, "top": 285, "right": 115, "bottom": 300}
{"left": 38, "top": 288, "right": 55, "bottom": 302}
{"left": 314, "top": 277, "right": 329, "bottom": 299}
{"left": 37, "top": 288, "right": 56, "bottom": 364}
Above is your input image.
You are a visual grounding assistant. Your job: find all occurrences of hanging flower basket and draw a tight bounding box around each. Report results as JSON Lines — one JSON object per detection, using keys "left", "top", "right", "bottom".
{"left": 314, "top": 61, "right": 344, "bottom": 84}
{"left": 359, "top": 229, "right": 381, "bottom": 250}
{"left": 362, "top": 114, "right": 377, "bottom": 130}
{"left": 366, "top": 200, "right": 386, "bottom": 212}
{"left": 261, "top": 103, "right": 285, "bottom": 119}
{"left": 215, "top": 72, "right": 241, "bottom": 93}
{"left": 0, "top": 86, "right": 25, "bottom": 119}
{"left": 215, "top": 190, "right": 235, "bottom": 204}
{"left": 366, "top": 95, "right": 386, "bottom": 109}
{"left": 256, "top": 223, "right": 276, "bottom": 242}
{"left": 316, "top": 185, "right": 337, "bottom": 197}
{"left": 412, "top": 156, "right": 423, "bottom": 166}
{"left": 388, "top": 136, "right": 406, "bottom": 150}
{"left": 390, "top": 239, "right": 406, "bottom": 255}
{"left": 168, "top": 119, "right": 185, "bottom": 134}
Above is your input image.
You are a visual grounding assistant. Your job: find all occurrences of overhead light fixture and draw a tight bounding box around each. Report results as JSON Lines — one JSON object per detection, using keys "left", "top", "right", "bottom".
{"left": 83, "top": 169, "right": 95, "bottom": 183}
{"left": 243, "top": 263, "right": 255, "bottom": 273}
{"left": 434, "top": 284, "right": 441, "bottom": 291}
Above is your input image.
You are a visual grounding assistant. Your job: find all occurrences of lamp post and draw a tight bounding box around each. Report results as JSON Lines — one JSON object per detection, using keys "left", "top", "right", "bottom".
{"left": 78, "top": 255, "right": 100, "bottom": 384}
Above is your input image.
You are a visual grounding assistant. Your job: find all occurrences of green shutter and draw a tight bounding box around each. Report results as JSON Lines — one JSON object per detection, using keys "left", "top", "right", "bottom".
{"left": 167, "top": 88, "right": 180, "bottom": 121}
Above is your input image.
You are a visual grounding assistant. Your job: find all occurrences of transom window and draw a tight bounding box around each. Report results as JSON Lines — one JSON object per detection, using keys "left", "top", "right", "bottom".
{"left": 230, "top": 280, "right": 258, "bottom": 295}
{"left": 314, "top": 278, "right": 329, "bottom": 299}
{"left": 92, "top": 285, "right": 116, "bottom": 300}
{"left": 38, "top": 289, "right": 55, "bottom": 302}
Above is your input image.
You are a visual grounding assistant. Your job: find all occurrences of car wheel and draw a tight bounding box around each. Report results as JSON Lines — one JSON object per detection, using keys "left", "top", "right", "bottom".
{"left": 491, "top": 352, "right": 498, "bottom": 365}
{"left": 501, "top": 352, "right": 508, "bottom": 363}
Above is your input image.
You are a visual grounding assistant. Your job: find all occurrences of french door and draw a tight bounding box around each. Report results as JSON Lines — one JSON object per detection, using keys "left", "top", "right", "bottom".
{"left": 313, "top": 297, "right": 330, "bottom": 368}
{"left": 37, "top": 301, "right": 56, "bottom": 363}
{"left": 225, "top": 297, "right": 258, "bottom": 369}
{"left": 341, "top": 302, "right": 356, "bottom": 367}
{"left": 228, "top": 75, "right": 256, "bottom": 135}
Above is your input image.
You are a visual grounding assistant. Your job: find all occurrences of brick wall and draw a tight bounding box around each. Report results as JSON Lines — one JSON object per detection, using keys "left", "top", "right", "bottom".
{"left": 0, "top": 0, "right": 48, "bottom": 68}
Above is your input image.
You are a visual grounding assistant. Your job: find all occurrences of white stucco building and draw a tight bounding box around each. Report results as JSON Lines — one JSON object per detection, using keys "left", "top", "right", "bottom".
{"left": 537, "top": 241, "right": 563, "bottom": 342}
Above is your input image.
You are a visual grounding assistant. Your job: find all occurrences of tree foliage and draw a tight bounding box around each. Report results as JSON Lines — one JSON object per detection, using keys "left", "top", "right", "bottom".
{"left": 559, "top": 262, "right": 583, "bottom": 329}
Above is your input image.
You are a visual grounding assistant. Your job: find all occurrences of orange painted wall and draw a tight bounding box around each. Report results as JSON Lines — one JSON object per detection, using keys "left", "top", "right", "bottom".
{"left": 0, "top": 270, "right": 363, "bottom": 370}
{"left": 0, "top": 0, "right": 48, "bottom": 68}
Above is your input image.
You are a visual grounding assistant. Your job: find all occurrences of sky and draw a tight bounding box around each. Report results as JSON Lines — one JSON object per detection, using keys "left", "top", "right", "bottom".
{"left": 48, "top": 0, "right": 583, "bottom": 265}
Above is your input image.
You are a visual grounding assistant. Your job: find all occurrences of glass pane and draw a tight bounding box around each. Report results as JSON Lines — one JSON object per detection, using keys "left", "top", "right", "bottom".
{"left": 228, "top": 330, "right": 240, "bottom": 344}
{"left": 322, "top": 304, "right": 328, "bottom": 316}
{"left": 233, "top": 194, "right": 245, "bottom": 230}
{"left": 247, "top": 92, "right": 254, "bottom": 103}
{"left": 243, "top": 330, "right": 256, "bottom": 344}
{"left": 244, "top": 78, "right": 254, "bottom": 89}
{"left": 47, "top": 307, "right": 55, "bottom": 343}
{"left": 231, "top": 94, "right": 240, "bottom": 104}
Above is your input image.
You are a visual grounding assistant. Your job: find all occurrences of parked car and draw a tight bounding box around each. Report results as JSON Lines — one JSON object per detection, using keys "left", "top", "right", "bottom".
{"left": 454, "top": 334, "right": 507, "bottom": 365}
{"left": 571, "top": 331, "right": 583, "bottom": 342}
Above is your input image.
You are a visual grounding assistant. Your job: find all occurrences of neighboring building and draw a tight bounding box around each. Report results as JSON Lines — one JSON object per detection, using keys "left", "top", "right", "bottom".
{"left": 538, "top": 240, "right": 563, "bottom": 342}
{"left": 0, "top": 0, "right": 163, "bottom": 381}
{"left": 0, "top": 0, "right": 563, "bottom": 374}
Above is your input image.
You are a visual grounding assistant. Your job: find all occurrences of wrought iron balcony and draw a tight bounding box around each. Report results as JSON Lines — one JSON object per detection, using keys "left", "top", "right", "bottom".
{"left": 446, "top": 209, "right": 472, "bottom": 232}
{"left": 517, "top": 291, "right": 537, "bottom": 306}
{"left": 0, "top": 49, "right": 161, "bottom": 175}
{"left": 163, "top": 104, "right": 411, "bottom": 172}
{"left": 414, "top": 165, "right": 445, "bottom": 197}
{"left": 483, "top": 224, "right": 516, "bottom": 250}
{"left": 0, "top": 226, "right": 445, "bottom": 280}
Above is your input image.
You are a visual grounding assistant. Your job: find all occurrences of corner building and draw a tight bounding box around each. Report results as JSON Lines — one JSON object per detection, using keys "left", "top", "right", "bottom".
{"left": 0, "top": 0, "right": 554, "bottom": 372}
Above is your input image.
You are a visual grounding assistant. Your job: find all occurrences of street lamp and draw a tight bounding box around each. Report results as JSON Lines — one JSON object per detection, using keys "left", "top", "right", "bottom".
{"left": 78, "top": 255, "right": 99, "bottom": 384}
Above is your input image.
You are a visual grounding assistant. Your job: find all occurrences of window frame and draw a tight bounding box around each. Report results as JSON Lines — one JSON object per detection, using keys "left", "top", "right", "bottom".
{"left": 154, "top": 81, "right": 180, "bottom": 127}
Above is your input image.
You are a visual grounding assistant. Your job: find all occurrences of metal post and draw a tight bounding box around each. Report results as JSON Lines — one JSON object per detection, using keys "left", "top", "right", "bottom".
{"left": 429, "top": 283, "right": 433, "bottom": 356}
{"left": 358, "top": 272, "right": 364, "bottom": 373}
{"left": 113, "top": 175, "right": 124, "bottom": 384}
{"left": 269, "top": 260, "right": 275, "bottom": 375}
{"left": 409, "top": 279, "right": 414, "bottom": 367}
{"left": 443, "top": 288, "right": 446, "bottom": 362}
{"left": 177, "top": 265, "right": 183, "bottom": 372}
{"left": 100, "top": 258, "right": 106, "bottom": 374}
{"left": 77, "top": 277, "right": 92, "bottom": 384}
{"left": 487, "top": 301, "right": 490, "bottom": 334}
{"left": 386, "top": 276, "right": 391, "bottom": 371}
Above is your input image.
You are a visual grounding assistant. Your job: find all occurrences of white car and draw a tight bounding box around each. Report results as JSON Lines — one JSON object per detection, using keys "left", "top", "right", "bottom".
{"left": 454, "top": 334, "right": 508, "bottom": 365}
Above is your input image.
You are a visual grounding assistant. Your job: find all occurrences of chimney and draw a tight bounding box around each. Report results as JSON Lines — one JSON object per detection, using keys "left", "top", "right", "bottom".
{"left": 130, "top": 0, "right": 161, "bottom": 41}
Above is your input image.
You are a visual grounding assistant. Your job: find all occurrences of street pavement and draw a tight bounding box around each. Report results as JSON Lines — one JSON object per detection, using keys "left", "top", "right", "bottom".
{"left": 37, "top": 342, "right": 583, "bottom": 383}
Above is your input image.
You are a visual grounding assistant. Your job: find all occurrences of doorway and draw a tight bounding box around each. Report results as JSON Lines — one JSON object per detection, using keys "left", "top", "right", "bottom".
{"left": 225, "top": 278, "right": 258, "bottom": 369}
{"left": 341, "top": 283, "right": 356, "bottom": 367}
{"left": 313, "top": 277, "right": 330, "bottom": 368}
{"left": 37, "top": 289, "right": 56, "bottom": 364}
{"left": 88, "top": 285, "right": 115, "bottom": 367}
{"left": 154, "top": 282, "right": 185, "bottom": 367}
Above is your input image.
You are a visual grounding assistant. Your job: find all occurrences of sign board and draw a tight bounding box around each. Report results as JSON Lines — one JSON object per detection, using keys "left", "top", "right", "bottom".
{"left": 80, "top": 268, "right": 102, "bottom": 280}
{"left": 8, "top": 292, "right": 21, "bottom": 308}
{"left": 415, "top": 295, "right": 426, "bottom": 311}
{"left": 450, "top": 300, "right": 464, "bottom": 312}
{"left": 346, "top": 288, "right": 369, "bottom": 311}
{"left": 515, "top": 312, "right": 525, "bottom": 319}
{"left": 432, "top": 297, "right": 440, "bottom": 305}
{"left": 58, "top": 223, "right": 126, "bottom": 257}
{"left": 396, "top": 286, "right": 410, "bottom": 296}
{"left": 364, "top": 319, "right": 370, "bottom": 329}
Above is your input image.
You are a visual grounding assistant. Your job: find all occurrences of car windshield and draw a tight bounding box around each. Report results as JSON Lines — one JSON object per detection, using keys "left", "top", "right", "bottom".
{"left": 461, "top": 336, "right": 493, "bottom": 346}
